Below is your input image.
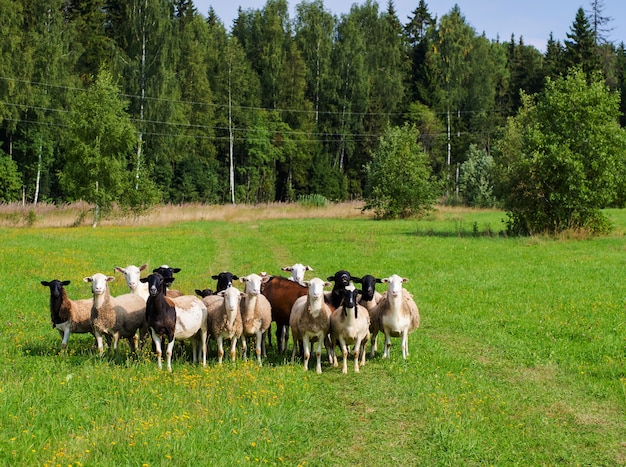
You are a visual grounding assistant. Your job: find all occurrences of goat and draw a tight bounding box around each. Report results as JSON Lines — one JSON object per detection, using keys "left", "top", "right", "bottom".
{"left": 141, "top": 273, "right": 208, "bottom": 372}
{"left": 41, "top": 279, "right": 93, "bottom": 349}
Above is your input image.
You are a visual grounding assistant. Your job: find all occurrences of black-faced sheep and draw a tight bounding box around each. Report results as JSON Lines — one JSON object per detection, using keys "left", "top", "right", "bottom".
{"left": 329, "top": 284, "right": 370, "bottom": 374}
{"left": 141, "top": 273, "right": 208, "bottom": 372}
{"left": 41, "top": 279, "right": 93, "bottom": 349}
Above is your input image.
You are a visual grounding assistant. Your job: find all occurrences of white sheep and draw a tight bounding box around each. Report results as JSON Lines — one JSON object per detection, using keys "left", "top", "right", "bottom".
{"left": 141, "top": 273, "right": 208, "bottom": 372}
{"left": 369, "top": 274, "right": 420, "bottom": 359}
{"left": 239, "top": 273, "right": 272, "bottom": 366}
{"left": 41, "top": 279, "right": 93, "bottom": 349}
{"left": 289, "top": 277, "right": 332, "bottom": 373}
{"left": 84, "top": 273, "right": 149, "bottom": 354}
{"left": 114, "top": 264, "right": 149, "bottom": 300}
{"left": 204, "top": 286, "right": 245, "bottom": 364}
{"left": 281, "top": 263, "right": 313, "bottom": 285}
{"left": 329, "top": 284, "right": 371, "bottom": 373}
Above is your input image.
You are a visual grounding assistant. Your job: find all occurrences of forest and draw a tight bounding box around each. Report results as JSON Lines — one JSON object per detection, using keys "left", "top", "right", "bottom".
{"left": 1, "top": 0, "right": 626, "bottom": 223}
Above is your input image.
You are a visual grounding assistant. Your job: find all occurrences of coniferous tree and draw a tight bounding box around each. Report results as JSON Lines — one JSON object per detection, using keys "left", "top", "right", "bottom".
{"left": 404, "top": 0, "right": 435, "bottom": 105}
{"left": 564, "top": 7, "right": 599, "bottom": 75}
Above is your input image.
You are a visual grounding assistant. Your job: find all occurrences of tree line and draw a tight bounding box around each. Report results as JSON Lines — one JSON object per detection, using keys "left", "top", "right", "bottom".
{"left": 1, "top": 0, "right": 626, "bottom": 231}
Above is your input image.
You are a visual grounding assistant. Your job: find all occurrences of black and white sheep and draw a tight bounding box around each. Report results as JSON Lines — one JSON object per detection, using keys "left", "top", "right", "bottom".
{"left": 204, "top": 286, "right": 245, "bottom": 364}
{"left": 41, "top": 279, "right": 93, "bottom": 349}
{"left": 84, "top": 273, "right": 149, "bottom": 354}
{"left": 352, "top": 274, "right": 383, "bottom": 312}
{"left": 152, "top": 265, "right": 183, "bottom": 297}
{"left": 212, "top": 271, "right": 239, "bottom": 292}
{"left": 289, "top": 277, "right": 332, "bottom": 373}
{"left": 141, "top": 273, "right": 208, "bottom": 372}
{"left": 369, "top": 274, "right": 420, "bottom": 359}
{"left": 329, "top": 284, "right": 371, "bottom": 374}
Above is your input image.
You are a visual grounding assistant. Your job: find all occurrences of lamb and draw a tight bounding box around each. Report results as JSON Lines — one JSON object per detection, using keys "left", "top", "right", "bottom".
{"left": 152, "top": 265, "right": 183, "bottom": 297}
{"left": 239, "top": 273, "right": 272, "bottom": 365}
{"left": 352, "top": 274, "right": 383, "bottom": 312}
{"left": 83, "top": 273, "right": 149, "bottom": 354}
{"left": 289, "top": 277, "right": 332, "bottom": 373}
{"left": 141, "top": 273, "right": 208, "bottom": 372}
{"left": 329, "top": 284, "right": 371, "bottom": 373}
{"left": 369, "top": 274, "right": 420, "bottom": 359}
{"left": 281, "top": 263, "right": 313, "bottom": 285}
{"left": 114, "top": 264, "right": 149, "bottom": 300}
{"left": 204, "top": 286, "right": 245, "bottom": 364}
{"left": 260, "top": 274, "right": 308, "bottom": 354}
{"left": 41, "top": 279, "right": 93, "bottom": 349}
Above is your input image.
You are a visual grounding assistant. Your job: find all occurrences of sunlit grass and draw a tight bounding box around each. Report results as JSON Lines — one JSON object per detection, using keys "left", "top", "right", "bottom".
{"left": 0, "top": 205, "right": 624, "bottom": 465}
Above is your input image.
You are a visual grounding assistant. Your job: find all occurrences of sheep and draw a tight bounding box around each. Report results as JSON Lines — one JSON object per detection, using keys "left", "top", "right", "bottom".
{"left": 326, "top": 270, "right": 352, "bottom": 308}
{"left": 83, "top": 273, "right": 149, "bottom": 355}
{"left": 152, "top": 265, "right": 183, "bottom": 297}
{"left": 281, "top": 263, "right": 313, "bottom": 285}
{"left": 239, "top": 273, "right": 272, "bottom": 365}
{"left": 329, "top": 284, "right": 371, "bottom": 374}
{"left": 369, "top": 274, "right": 420, "bottom": 359}
{"left": 114, "top": 264, "right": 149, "bottom": 300}
{"left": 204, "top": 286, "right": 245, "bottom": 364}
{"left": 41, "top": 279, "right": 93, "bottom": 349}
{"left": 260, "top": 274, "right": 308, "bottom": 354}
{"left": 141, "top": 273, "right": 208, "bottom": 372}
{"left": 352, "top": 274, "right": 383, "bottom": 312}
{"left": 212, "top": 271, "right": 239, "bottom": 292}
{"left": 289, "top": 277, "right": 332, "bottom": 373}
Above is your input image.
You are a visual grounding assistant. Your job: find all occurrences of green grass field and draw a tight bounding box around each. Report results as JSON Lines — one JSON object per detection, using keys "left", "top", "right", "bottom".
{"left": 0, "top": 207, "right": 624, "bottom": 466}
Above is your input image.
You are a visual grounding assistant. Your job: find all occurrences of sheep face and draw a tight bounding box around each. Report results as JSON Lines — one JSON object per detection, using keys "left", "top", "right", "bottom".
{"left": 41, "top": 279, "right": 71, "bottom": 298}
{"left": 141, "top": 273, "right": 169, "bottom": 297}
{"left": 240, "top": 273, "right": 263, "bottom": 296}
{"left": 84, "top": 273, "right": 114, "bottom": 295}
{"left": 212, "top": 272, "right": 239, "bottom": 292}
{"left": 383, "top": 274, "right": 409, "bottom": 298}
{"left": 218, "top": 287, "right": 245, "bottom": 317}
{"left": 341, "top": 285, "right": 360, "bottom": 316}
{"left": 115, "top": 264, "right": 147, "bottom": 292}
{"left": 327, "top": 270, "right": 351, "bottom": 289}
{"left": 353, "top": 275, "right": 382, "bottom": 302}
{"left": 282, "top": 263, "right": 313, "bottom": 284}
{"left": 153, "top": 265, "right": 180, "bottom": 288}
{"left": 195, "top": 288, "right": 214, "bottom": 298}
{"left": 304, "top": 278, "right": 330, "bottom": 302}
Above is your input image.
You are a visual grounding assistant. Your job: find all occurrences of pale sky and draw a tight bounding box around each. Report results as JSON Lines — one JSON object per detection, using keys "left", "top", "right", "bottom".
{"left": 193, "top": 0, "right": 626, "bottom": 52}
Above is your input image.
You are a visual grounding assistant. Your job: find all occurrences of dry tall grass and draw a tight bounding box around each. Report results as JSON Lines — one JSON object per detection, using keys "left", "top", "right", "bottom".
{"left": 0, "top": 201, "right": 372, "bottom": 228}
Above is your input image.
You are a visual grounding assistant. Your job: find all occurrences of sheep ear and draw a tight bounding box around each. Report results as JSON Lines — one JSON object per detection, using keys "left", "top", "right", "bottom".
{"left": 305, "top": 266, "right": 313, "bottom": 271}
{"left": 140, "top": 277, "right": 149, "bottom": 283}
{"left": 324, "top": 281, "right": 332, "bottom": 287}
{"left": 232, "top": 275, "right": 239, "bottom": 280}
{"left": 84, "top": 277, "right": 93, "bottom": 283}
{"left": 375, "top": 278, "right": 383, "bottom": 283}
{"left": 352, "top": 276, "right": 362, "bottom": 283}
{"left": 281, "top": 266, "right": 292, "bottom": 272}
{"left": 41, "top": 281, "right": 50, "bottom": 286}
{"left": 114, "top": 266, "right": 125, "bottom": 273}
{"left": 211, "top": 274, "right": 219, "bottom": 280}
{"left": 402, "top": 278, "right": 409, "bottom": 283}
{"left": 62, "top": 280, "right": 71, "bottom": 286}
{"left": 326, "top": 276, "right": 334, "bottom": 282}
{"left": 139, "top": 264, "right": 148, "bottom": 271}
{"left": 172, "top": 268, "right": 182, "bottom": 273}
{"left": 106, "top": 276, "right": 115, "bottom": 282}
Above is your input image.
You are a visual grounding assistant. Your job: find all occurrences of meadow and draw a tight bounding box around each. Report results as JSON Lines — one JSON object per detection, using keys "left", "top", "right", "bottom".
{"left": 0, "top": 203, "right": 624, "bottom": 466}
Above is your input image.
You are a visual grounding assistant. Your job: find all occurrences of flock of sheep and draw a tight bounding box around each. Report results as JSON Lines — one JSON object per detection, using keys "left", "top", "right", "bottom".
{"left": 41, "top": 263, "right": 420, "bottom": 374}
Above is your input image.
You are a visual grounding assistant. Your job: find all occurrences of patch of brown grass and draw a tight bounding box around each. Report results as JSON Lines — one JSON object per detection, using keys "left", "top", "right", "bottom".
{"left": 0, "top": 201, "right": 372, "bottom": 228}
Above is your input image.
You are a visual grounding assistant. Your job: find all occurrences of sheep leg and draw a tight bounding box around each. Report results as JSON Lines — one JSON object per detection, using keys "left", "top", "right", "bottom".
{"left": 200, "top": 329, "right": 208, "bottom": 366}
{"left": 314, "top": 336, "right": 323, "bottom": 374}
{"left": 261, "top": 331, "right": 267, "bottom": 358}
{"left": 191, "top": 336, "right": 198, "bottom": 364}
{"left": 401, "top": 329, "right": 409, "bottom": 359}
{"left": 324, "top": 334, "right": 333, "bottom": 365}
{"left": 241, "top": 336, "right": 248, "bottom": 362}
{"left": 60, "top": 326, "right": 71, "bottom": 350}
{"left": 217, "top": 336, "right": 224, "bottom": 364}
{"left": 359, "top": 337, "right": 368, "bottom": 366}
{"left": 340, "top": 339, "right": 348, "bottom": 374}
{"left": 94, "top": 329, "right": 106, "bottom": 355}
{"left": 150, "top": 330, "right": 163, "bottom": 370}
{"left": 383, "top": 331, "right": 392, "bottom": 359}
{"left": 302, "top": 336, "right": 311, "bottom": 371}
{"left": 229, "top": 337, "right": 238, "bottom": 362}
{"left": 255, "top": 331, "right": 263, "bottom": 366}
{"left": 353, "top": 337, "right": 363, "bottom": 373}
{"left": 165, "top": 339, "right": 176, "bottom": 373}
{"left": 369, "top": 331, "right": 378, "bottom": 358}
